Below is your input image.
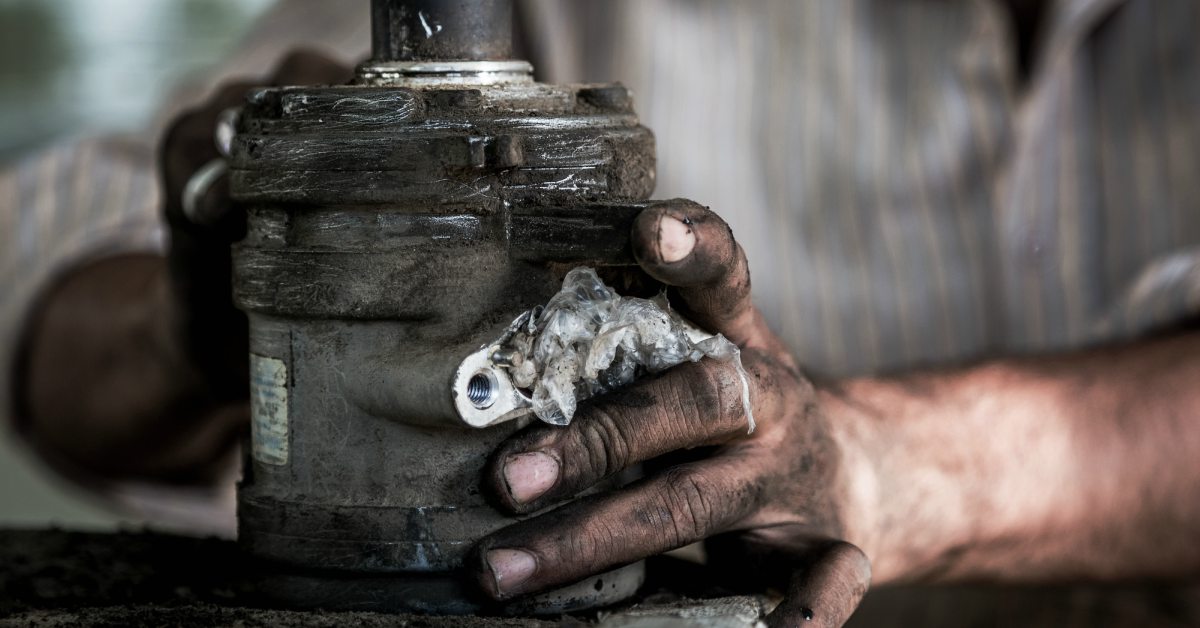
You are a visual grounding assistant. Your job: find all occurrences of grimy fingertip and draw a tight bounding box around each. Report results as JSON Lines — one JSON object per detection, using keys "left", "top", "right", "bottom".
{"left": 632, "top": 200, "right": 758, "bottom": 342}
{"left": 769, "top": 542, "right": 871, "bottom": 628}
{"left": 632, "top": 199, "right": 738, "bottom": 288}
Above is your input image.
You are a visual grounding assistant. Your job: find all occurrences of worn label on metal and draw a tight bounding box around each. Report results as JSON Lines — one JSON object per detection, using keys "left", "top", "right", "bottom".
{"left": 250, "top": 354, "right": 289, "bottom": 466}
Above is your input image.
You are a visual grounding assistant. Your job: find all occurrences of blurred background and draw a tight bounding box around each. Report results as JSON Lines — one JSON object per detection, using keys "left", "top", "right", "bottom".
{"left": 0, "top": 0, "right": 275, "bottom": 528}
{"left": 0, "top": 0, "right": 274, "bottom": 164}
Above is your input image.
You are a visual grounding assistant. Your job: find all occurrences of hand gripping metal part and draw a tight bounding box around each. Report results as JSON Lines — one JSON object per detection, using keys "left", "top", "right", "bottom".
{"left": 231, "top": 0, "right": 707, "bottom": 615}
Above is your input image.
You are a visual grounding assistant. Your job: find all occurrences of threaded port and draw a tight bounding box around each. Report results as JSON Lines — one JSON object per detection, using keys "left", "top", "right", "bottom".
{"left": 467, "top": 371, "right": 498, "bottom": 409}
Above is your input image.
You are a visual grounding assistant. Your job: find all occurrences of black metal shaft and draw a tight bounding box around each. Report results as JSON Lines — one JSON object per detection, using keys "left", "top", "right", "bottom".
{"left": 371, "top": 0, "right": 512, "bottom": 62}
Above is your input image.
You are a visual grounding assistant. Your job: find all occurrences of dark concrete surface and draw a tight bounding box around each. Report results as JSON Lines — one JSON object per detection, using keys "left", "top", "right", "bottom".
{"left": 0, "top": 528, "right": 563, "bottom": 626}
{"left": 1, "top": 528, "right": 1199, "bottom": 627}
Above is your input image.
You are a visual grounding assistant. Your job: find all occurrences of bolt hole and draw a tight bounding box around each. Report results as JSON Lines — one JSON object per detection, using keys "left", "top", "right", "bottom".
{"left": 468, "top": 371, "right": 498, "bottom": 409}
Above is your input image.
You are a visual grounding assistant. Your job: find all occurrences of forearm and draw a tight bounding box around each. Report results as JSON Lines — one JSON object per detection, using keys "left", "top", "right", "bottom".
{"left": 19, "top": 254, "right": 236, "bottom": 481}
{"left": 828, "top": 332, "right": 1200, "bottom": 584}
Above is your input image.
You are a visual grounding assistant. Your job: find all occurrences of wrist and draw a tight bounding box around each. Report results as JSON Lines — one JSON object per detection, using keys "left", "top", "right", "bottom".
{"left": 816, "top": 382, "right": 887, "bottom": 577}
{"left": 819, "top": 372, "right": 983, "bottom": 583}
{"left": 819, "top": 362, "right": 1087, "bottom": 584}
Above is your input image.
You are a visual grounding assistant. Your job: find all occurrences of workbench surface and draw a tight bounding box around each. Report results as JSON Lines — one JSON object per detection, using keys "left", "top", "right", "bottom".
{"left": 1, "top": 529, "right": 1197, "bottom": 627}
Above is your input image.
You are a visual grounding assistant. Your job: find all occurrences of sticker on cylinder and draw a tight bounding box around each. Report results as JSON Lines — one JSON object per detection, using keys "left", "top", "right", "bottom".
{"left": 250, "top": 354, "right": 289, "bottom": 465}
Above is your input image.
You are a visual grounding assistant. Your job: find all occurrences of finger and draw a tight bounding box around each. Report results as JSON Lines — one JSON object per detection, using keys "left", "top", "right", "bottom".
{"left": 631, "top": 200, "right": 762, "bottom": 346}
{"left": 161, "top": 50, "right": 352, "bottom": 220}
{"left": 161, "top": 80, "right": 254, "bottom": 220}
{"left": 472, "top": 456, "right": 765, "bottom": 601}
{"left": 768, "top": 542, "right": 871, "bottom": 628}
{"left": 486, "top": 357, "right": 770, "bottom": 514}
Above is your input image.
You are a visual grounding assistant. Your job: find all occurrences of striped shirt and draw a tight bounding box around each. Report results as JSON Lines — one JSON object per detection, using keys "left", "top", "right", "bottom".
{"left": 527, "top": 0, "right": 1200, "bottom": 376}
{"left": 3, "top": 0, "right": 1200, "bottom": 527}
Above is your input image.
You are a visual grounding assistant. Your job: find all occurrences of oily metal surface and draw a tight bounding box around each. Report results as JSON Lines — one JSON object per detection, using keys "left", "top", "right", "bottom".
{"left": 229, "top": 62, "right": 656, "bottom": 612}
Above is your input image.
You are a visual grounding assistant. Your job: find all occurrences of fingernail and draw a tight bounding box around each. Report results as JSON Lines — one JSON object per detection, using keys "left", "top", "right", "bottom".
{"left": 658, "top": 214, "right": 695, "bottom": 263}
{"left": 486, "top": 548, "right": 537, "bottom": 594}
{"left": 503, "top": 451, "right": 559, "bottom": 504}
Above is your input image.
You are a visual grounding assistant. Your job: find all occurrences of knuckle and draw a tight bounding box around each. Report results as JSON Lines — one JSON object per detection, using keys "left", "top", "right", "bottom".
{"left": 566, "top": 405, "right": 631, "bottom": 484}
{"left": 573, "top": 518, "right": 622, "bottom": 573}
{"left": 658, "top": 466, "right": 720, "bottom": 545}
{"left": 695, "top": 252, "right": 751, "bottom": 318}
{"left": 684, "top": 360, "right": 746, "bottom": 435}
{"left": 727, "top": 248, "right": 752, "bottom": 297}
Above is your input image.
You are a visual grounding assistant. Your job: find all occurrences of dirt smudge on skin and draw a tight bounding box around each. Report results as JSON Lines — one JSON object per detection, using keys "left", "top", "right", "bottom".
{"left": 595, "top": 388, "right": 656, "bottom": 409}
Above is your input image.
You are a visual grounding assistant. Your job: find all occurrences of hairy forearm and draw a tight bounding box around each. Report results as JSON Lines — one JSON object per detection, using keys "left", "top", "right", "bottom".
{"left": 827, "top": 332, "right": 1200, "bottom": 584}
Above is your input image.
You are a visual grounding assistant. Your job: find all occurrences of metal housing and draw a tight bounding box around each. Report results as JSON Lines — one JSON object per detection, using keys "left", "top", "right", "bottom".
{"left": 231, "top": 0, "right": 674, "bottom": 614}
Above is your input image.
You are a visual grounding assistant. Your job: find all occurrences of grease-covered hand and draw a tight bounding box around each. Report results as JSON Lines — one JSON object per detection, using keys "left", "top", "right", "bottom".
{"left": 471, "top": 200, "right": 874, "bottom": 627}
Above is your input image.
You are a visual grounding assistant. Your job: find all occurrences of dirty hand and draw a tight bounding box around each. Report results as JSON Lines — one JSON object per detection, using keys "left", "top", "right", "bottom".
{"left": 473, "top": 201, "right": 874, "bottom": 627}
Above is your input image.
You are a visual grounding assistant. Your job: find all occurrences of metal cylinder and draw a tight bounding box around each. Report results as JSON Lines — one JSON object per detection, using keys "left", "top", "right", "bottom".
{"left": 230, "top": 57, "right": 656, "bottom": 619}
{"left": 370, "top": 0, "right": 513, "bottom": 61}
{"left": 229, "top": 0, "right": 685, "bottom": 615}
